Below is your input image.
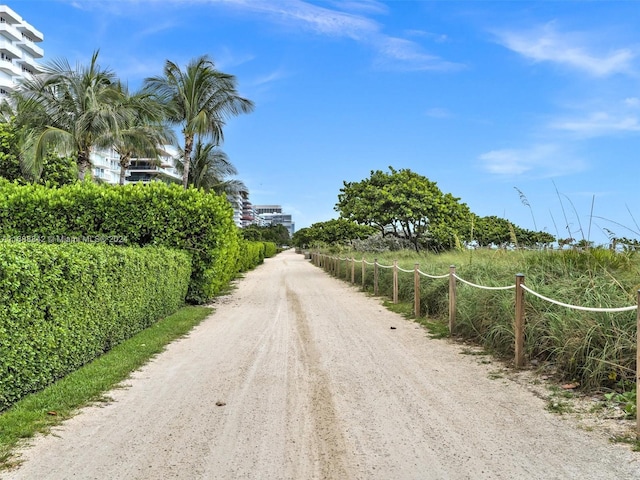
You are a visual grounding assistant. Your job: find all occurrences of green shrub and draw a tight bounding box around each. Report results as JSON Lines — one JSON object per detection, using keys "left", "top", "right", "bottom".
{"left": 235, "top": 241, "right": 279, "bottom": 272}
{"left": 0, "top": 180, "right": 239, "bottom": 303}
{"left": 237, "top": 240, "right": 265, "bottom": 272}
{"left": 0, "top": 241, "right": 191, "bottom": 411}
{"left": 263, "top": 242, "right": 277, "bottom": 258}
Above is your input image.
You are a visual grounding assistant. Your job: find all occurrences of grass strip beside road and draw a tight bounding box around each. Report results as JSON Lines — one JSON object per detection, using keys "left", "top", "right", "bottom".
{"left": 0, "top": 305, "right": 213, "bottom": 469}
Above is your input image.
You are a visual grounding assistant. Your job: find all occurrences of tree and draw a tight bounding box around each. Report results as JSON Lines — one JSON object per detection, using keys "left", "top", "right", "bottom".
{"left": 0, "top": 120, "right": 77, "bottom": 186}
{"left": 336, "top": 167, "right": 471, "bottom": 251}
{"left": 15, "top": 50, "right": 126, "bottom": 181}
{"left": 291, "top": 218, "right": 376, "bottom": 248}
{"left": 143, "top": 55, "right": 254, "bottom": 189}
{"left": 241, "top": 224, "right": 290, "bottom": 246}
{"left": 473, "top": 215, "right": 555, "bottom": 249}
{"left": 176, "top": 139, "right": 246, "bottom": 195}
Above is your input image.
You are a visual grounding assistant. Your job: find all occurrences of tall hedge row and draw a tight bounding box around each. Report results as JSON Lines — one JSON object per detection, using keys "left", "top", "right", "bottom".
{"left": 0, "top": 242, "right": 192, "bottom": 411}
{"left": 0, "top": 180, "right": 240, "bottom": 303}
{"left": 236, "top": 241, "right": 278, "bottom": 272}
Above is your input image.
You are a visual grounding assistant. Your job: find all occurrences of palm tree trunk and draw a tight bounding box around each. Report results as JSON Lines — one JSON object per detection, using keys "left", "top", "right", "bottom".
{"left": 182, "top": 134, "right": 193, "bottom": 189}
{"left": 77, "top": 150, "right": 92, "bottom": 181}
{"left": 119, "top": 153, "right": 131, "bottom": 185}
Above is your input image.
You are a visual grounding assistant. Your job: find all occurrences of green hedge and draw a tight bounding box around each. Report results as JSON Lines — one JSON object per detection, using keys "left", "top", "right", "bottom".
{"left": 0, "top": 242, "right": 191, "bottom": 411}
{"left": 0, "top": 180, "right": 240, "bottom": 303}
{"left": 236, "top": 241, "right": 278, "bottom": 272}
{"left": 263, "top": 242, "right": 277, "bottom": 258}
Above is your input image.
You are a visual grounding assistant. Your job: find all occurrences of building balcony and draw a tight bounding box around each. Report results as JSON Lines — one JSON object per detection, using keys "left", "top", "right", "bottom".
{"left": 0, "top": 22, "right": 21, "bottom": 41}
{"left": 18, "top": 38, "right": 43, "bottom": 58}
{"left": 0, "top": 58, "right": 19, "bottom": 76}
{"left": 16, "top": 58, "right": 43, "bottom": 77}
{"left": 126, "top": 170, "right": 181, "bottom": 185}
{"left": 16, "top": 22, "right": 44, "bottom": 43}
{"left": 0, "top": 6, "right": 22, "bottom": 25}
{"left": 0, "top": 39, "right": 20, "bottom": 58}
{"left": 0, "top": 75, "right": 14, "bottom": 93}
{"left": 128, "top": 164, "right": 163, "bottom": 172}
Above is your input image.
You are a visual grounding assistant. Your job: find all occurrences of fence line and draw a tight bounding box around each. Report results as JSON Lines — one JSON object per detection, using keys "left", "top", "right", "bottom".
{"left": 310, "top": 252, "right": 640, "bottom": 435}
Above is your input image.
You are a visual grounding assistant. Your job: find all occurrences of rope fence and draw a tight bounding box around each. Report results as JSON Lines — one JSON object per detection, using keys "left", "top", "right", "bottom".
{"left": 309, "top": 252, "right": 640, "bottom": 435}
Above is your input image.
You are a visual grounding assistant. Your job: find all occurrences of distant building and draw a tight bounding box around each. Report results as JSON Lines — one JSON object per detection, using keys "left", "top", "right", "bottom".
{"left": 255, "top": 205, "right": 282, "bottom": 215}
{"left": 0, "top": 5, "right": 44, "bottom": 96}
{"left": 254, "top": 205, "right": 295, "bottom": 236}
{"left": 124, "top": 145, "right": 182, "bottom": 184}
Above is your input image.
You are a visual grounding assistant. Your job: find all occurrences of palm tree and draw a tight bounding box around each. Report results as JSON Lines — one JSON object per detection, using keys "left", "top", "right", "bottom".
{"left": 15, "top": 50, "right": 126, "bottom": 180}
{"left": 177, "top": 139, "right": 247, "bottom": 195}
{"left": 111, "top": 84, "right": 176, "bottom": 185}
{"left": 143, "top": 55, "right": 254, "bottom": 189}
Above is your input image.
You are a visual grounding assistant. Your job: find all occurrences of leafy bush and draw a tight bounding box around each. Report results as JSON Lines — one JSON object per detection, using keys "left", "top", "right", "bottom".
{"left": 0, "top": 180, "right": 239, "bottom": 303}
{"left": 351, "top": 233, "right": 414, "bottom": 253}
{"left": 237, "top": 240, "right": 265, "bottom": 272}
{"left": 263, "top": 242, "right": 277, "bottom": 258}
{"left": 236, "top": 241, "right": 279, "bottom": 272}
{"left": 0, "top": 242, "right": 191, "bottom": 411}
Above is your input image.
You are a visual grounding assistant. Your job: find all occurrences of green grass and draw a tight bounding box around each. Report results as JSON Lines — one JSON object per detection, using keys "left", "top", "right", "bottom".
{"left": 321, "top": 247, "right": 640, "bottom": 396}
{"left": 0, "top": 305, "right": 212, "bottom": 470}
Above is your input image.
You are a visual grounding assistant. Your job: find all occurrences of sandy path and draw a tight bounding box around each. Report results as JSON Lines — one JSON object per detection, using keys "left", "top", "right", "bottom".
{"left": 3, "top": 249, "right": 640, "bottom": 480}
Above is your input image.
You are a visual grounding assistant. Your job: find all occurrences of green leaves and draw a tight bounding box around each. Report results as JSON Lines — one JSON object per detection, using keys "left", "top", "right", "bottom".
{"left": 336, "top": 167, "right": 471, "bottom": 252}
{"left": 0, "top": 242, "right": 191, "bottom": 411}
{"left": 0, "top": 181, "right": 240, "bottom": 302}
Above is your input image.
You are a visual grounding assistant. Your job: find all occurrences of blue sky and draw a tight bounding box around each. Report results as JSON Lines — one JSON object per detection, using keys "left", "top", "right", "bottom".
{"left": 10, "top": 0, "right": 640, "bottom": 244}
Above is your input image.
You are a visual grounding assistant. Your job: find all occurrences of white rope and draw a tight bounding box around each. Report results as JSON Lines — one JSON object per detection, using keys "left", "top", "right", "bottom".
{"left": 397, "top": 266, "right": 414, "bottom": 273}
{"left": 453, "top": 274, "right": 515, "bottom": 290}
{"left": 377, "top": 263, "right": 394, "bottom": 269}
{"left": 520, "top": 284, "right": 637, "bottom": 312}
{"left": 363, "top": 260, "right": 376, "bottom": 265}
{"left": 418, "top": 270, "right": 449, "bottom": 279}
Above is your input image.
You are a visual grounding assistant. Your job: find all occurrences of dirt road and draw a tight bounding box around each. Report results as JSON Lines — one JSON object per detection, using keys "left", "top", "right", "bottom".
{"left": 4, "top": 249, "right": 640, "bottom": 479}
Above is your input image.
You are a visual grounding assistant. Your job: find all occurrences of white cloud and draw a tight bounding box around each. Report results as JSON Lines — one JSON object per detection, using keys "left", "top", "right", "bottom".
{"left": 494, "top": 23, "right": 636, "bottom": 77}
{"left": 624, "top": 97, "right": 640, "bottom": 108}
{"left": 479, "top": 144, "right": 585, "bottom": 177}
{"left": 251, "top": 69, "right": 287, "bottom": 87}
{"left": 67, "top": 0, "right": 461, "bottom": 72}
{"left": 373, "top": 36, "right": 461, "bottom": 71}
{"left": 551, "top": 112, "right": 640, "bottom": 135}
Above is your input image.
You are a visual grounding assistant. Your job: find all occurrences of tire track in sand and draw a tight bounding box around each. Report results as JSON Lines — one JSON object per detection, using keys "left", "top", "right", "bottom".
{"left": 286, "top": 284, "right": 351, "bottom": 479}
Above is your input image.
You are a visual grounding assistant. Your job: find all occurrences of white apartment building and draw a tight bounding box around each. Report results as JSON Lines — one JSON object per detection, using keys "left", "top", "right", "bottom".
{"left": 0, "top": 5, "right": 43, "bottom": 96}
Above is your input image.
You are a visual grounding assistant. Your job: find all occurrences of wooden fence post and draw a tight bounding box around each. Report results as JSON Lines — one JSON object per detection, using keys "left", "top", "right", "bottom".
{"left": 393, "top": 260, "right": 398, "bottom": 304}
{"left": 336, "top": 257, "right": 340, "bottom": 278}
{"left": 636, "top": 290, "right": 640, "bottom": 437}
{"left": 515, "top": 273, "right": 525, "bottom": 368}
{"left": 374, "top": 259, "right": 379, "bottom": 296}
{"left": 449, "top": 265, "right": 456, "bottom": 334}
{"left": 361, "top": 257, "right": 365, "bottom": 289}
{"left": 351, "top": 258, "right": 355, "bottom": 284}
{"left": 414, "top": 263, "right": 420, "bottom": 318}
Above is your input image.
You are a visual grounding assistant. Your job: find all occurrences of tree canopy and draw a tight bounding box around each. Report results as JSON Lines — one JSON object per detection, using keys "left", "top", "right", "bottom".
{"left": 291, "top": 218, "right": 376, "bottom": 249}
{"left": 335, "top": 167, "right": 472, "bottom": 251}
{"left": 143, "top": 55, "right": 254, "bottom": 189}
{"left": 241, "top": 224, "right": 290, "bottom": 246}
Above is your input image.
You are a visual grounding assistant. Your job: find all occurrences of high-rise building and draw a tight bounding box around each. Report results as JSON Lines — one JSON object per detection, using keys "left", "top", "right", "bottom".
{"left": 0, "top": 5, "right": 44, "bottom": 96}
{"left": 254, "top": 205, "right": 295, "bottom": 236}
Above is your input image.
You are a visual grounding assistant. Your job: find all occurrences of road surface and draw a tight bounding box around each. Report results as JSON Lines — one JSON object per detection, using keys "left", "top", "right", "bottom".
{"left": 4, "top": 249, "right": 640, "bottom": 479}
